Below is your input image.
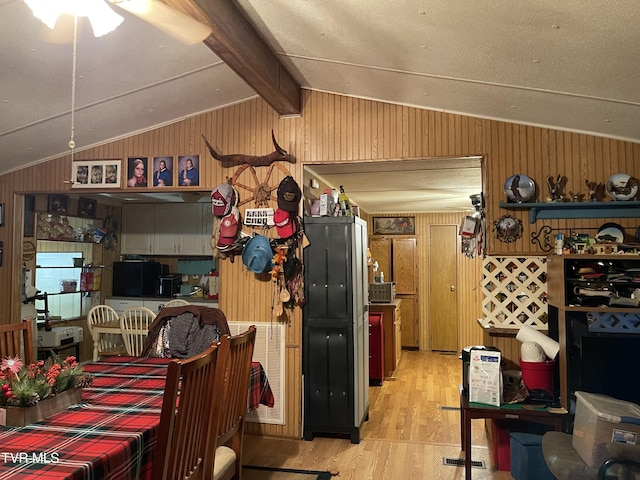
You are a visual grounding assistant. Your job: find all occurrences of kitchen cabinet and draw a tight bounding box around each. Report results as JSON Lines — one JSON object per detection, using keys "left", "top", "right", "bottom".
{"left": 121, "top": 204, "right": 155, "bottom": 254}
{"left": 370, "top": 236, "right": 419, "bottom": 347}
{"left": 122, "top": 203, "right": 213, "bottom": 255}
{"left": 547, "top": 254, "right": 640, "bottom": 410}
{"left": 368, "top": 299, "right": 402, "bottom": 378}
{"left": 303, "top": 216, "right": 369, "bottom": 444}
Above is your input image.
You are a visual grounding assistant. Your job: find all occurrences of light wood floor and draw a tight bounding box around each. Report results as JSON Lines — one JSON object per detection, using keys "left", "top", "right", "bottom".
{"left": 244, "top": 350, "right": 515, "bottom": 479}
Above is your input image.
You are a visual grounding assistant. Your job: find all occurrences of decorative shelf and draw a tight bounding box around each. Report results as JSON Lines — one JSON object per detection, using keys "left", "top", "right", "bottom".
{"left": 499, "top": 201, "right": 640, "bottom": 223}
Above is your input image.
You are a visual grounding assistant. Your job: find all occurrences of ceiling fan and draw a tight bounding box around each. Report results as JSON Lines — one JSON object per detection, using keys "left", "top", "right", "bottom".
{"left": 24, "top": 0, "right": 213, "bottom": 45}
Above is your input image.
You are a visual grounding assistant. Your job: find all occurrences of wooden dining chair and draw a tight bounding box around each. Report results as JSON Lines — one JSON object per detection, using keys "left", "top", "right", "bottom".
{"left": 119, "top": 306, "right": 156, "bottom": 356}
{"left": 162, "top": 298, "right": 190, "bottom": 308}
{"left": 152, "top": 335, "right": 230, "bottom": 480}
{"left": 213, "top": 325, "right": 257, "bottom": 480}
{"left": 87, "top": 305, "right": 127, "bottom": 361}
{"left": 0, "top": 320, "right": 35, "bottom": 364}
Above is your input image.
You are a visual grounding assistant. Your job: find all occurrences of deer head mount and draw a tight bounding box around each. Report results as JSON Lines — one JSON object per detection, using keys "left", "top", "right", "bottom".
{"left": 202, "top": 130, "right": 295, "bottom": 168}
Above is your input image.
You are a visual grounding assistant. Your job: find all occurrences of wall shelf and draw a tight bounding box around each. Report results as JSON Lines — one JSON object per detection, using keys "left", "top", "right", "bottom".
{"left": 499, "top": 201, "right": 640, "bottom": 223}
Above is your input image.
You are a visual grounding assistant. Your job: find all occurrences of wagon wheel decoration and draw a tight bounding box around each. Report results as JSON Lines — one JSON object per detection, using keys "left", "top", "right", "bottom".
{"left": 230, "top": 161, "right": 291, "bottom": 208}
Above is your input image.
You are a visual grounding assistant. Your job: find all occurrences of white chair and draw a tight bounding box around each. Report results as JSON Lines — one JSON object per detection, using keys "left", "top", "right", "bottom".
{"left": 87, "top": 305, "right": 127, "bottom": 362}
{"left": 162, "top": 299, "right": 190, "bottom": 308}
{"left": 120, "top": 306, "right": 156, "bottom": 356}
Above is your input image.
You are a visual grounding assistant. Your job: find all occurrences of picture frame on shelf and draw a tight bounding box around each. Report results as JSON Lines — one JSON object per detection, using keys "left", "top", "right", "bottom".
{"left": 372, "top": 216, "right": 415, "bottom": 235}
{"left": 77, "top": 197, "right": 97, "bottom": 218}
{"left": 126, "top": 157, "right": 149, "bottom": 188}
{"left": 152, "top": 156, "right": 174, "bottom": 187}
{"left": 47, "top": 194, "right": 68, "bottom": 214}
{"left": 72, "top": 160, "right": 121, "bottom": 188}
{"left": 177, "top": 155, "right": 200, "bottom": 187}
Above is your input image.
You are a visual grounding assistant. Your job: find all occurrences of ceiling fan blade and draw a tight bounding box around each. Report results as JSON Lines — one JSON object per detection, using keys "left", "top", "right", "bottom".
{"left": 110, "top": 0, "right": 212, "bottom": 44}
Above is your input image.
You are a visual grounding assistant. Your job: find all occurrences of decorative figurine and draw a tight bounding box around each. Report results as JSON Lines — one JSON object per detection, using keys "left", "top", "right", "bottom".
{"left": 585, "top": 179, "right": 602, "bottom": 202}
{"left": 546, "top": 175, "right": 564, "bottom": 202}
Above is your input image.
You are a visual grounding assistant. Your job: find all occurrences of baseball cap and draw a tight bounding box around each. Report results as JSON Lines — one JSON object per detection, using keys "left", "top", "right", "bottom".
{"left": 274, "top": 208, "right": 297, "bottom": 239}
{"left": 211, "top": 182, "right": 236, "bottom": 217}
{"left": 241, "top": 235, "right": 274, "bottom": 274}
{"left": 217, "top": 207, "right": 240, "bottom": 248}
{"left": 277, "top": 176, "right": 301, "bottom": 212}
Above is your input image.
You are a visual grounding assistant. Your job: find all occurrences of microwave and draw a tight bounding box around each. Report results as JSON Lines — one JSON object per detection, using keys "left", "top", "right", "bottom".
{"left": 112, "top": 261, "right": 161, "bottom": 297}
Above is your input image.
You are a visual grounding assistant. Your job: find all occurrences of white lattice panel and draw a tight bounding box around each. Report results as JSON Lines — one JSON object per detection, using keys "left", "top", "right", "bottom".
{"left": 587, "top": 312, "right": 640, "bottom": 333}
{"left": 482, "top": 256, "right": 548, "bottom": 329}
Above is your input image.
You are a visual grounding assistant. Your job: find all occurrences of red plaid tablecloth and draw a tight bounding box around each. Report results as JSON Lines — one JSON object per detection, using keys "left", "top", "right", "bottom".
{"left": 0, "top": 357, "right": 274, "bottom": 479}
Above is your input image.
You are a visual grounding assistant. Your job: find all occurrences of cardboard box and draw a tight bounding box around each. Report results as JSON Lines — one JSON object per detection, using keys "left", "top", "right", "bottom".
{"left": 572, "top": 391, "right": 640, "bottom": 468}
{"left": 468, "top": 349, "right": 502, "bottom": 406}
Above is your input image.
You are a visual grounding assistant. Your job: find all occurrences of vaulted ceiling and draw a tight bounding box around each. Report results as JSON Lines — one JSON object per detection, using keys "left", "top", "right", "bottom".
{"left": 1, "top": 0, "right": 637, "bottom": 212}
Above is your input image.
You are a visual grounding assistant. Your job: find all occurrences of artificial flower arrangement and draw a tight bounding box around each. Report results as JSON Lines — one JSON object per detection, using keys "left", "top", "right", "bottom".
{"left": 0, "top": 355, "right": 93, "bottom": 408}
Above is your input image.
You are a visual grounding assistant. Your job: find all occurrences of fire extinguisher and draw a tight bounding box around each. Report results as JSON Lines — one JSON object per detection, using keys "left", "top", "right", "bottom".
{"left": 207, "top": 270, "right": 219, "bottom": 300}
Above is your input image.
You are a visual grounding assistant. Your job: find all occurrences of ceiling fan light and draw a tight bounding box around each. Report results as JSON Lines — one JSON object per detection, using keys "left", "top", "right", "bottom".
{"left": 85, "top": 1, "right": 124, "bottom": 37}
{"left": 24, "top": 0, "right": 123, "bottom": 37}
{"left": 24, "top": 0, "right": 65, "bottom": 29}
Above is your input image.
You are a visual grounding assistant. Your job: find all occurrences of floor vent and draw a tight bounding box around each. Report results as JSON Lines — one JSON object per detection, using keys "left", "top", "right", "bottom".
{"left": 439, "top": 405, "right": 460, "bottom": 411}
{"left": 443, "top": 457, "right": 486, "bottom": 469}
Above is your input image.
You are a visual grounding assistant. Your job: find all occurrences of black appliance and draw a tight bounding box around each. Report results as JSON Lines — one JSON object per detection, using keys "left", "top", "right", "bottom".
{"left": 159, "top": 274, "right": 182, "bottom": 298}
{"left": 112, "top": 261, "right": 161, "bottom": 297}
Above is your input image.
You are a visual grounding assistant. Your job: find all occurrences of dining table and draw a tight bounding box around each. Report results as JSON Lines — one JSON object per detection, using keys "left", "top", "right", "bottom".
{"left": 0, "top": 355, "right": 274, "bottom": 479}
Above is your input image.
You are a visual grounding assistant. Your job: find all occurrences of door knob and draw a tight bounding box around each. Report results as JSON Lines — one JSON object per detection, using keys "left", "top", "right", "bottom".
{"left": 450, "top": 285, "right": 455, "bottom": 291}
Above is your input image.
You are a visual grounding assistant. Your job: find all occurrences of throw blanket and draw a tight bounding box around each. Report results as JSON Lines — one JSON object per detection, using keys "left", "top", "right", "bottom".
{"left": 142, "top": 305, "right": 230, "bottom": 357}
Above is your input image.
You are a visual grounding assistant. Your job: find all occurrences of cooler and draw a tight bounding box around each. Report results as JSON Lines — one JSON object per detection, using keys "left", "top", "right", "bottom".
{"left": 368, "top": 312, "right": 384, "bottom": 386}
{"left": 572, "top": 391, "right": 640, "bottom": 468}
{"left": 510, "top": 432, "right": 554, "bottom": 480}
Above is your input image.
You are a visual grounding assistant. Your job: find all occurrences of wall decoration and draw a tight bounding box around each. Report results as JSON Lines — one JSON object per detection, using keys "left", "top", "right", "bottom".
{"left": 72, "top": 160, "right": 121, "bottom": 188}
{"left": 78, "top": 197, "right": 97, "bottom": 218}
{"left": 23, "top": 195, "right": 35, "bottom": 237}
{"left": 0, "top": 203, "right": 4, "bottom": 227}
{"left": 373, "top": 216, "right": 415, "bottom": 235}
{"left": 494, "top": 214, "right": 523, "bottom": 243}
{"left": 152, "top": 156, "right": 174, "bottom": 187}
{"left": 177, "top": 155, "right": 200, "bottom": 186}
{"left": 127, "top": 157, "right": 149, "bottom": 188}
{"left": 47, "top": 194, "right": 68, "bottom": 214}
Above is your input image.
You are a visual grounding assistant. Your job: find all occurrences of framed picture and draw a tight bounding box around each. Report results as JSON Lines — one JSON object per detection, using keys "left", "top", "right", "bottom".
{"left": 72, "top": 160, "right": 121, "bottom": 188}
{"left": 48, "top": 194, "right": 68, "bottom": 214}
{"left": 373, "top": 216, "right": 415, "bottom": 235}
{"left": 127, "top": 157, "right": 149, "bottom": 188}
{"left": 0, "top": 203, "right": 4, "bottom": 227}
{"left": 177, "top": 155, "right": 200, "bottom": 187}
{"left": 152, "top": 156, "right": 174, "bottom": 187}
{"left": 78, "top": 197, "right": 97, "bottom": 218}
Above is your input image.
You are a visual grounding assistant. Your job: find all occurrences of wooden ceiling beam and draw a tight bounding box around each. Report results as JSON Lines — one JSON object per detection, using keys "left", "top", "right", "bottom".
{"left": 163, "top": 0, "right": 301, "bottom": 116}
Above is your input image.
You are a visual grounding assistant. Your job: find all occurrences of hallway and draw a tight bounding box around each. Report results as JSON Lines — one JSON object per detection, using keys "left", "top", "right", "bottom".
{"left": 244, "top": 350, "right": 515, "bottom": 479}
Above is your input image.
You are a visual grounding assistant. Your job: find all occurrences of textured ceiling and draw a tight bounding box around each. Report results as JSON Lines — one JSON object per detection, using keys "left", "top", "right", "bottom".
{"left": 0, "top": 1, "right": 637, "bottom": 213}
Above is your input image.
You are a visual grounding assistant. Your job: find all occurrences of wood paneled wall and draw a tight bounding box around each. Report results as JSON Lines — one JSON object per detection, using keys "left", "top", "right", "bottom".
{"left": 1, "top": 89, "right": 638, "bottom": 439}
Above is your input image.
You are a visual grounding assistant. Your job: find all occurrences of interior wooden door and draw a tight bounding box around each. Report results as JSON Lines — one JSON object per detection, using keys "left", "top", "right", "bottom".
{"left": 429, "top": 224, "right": 458, "bottom": 352}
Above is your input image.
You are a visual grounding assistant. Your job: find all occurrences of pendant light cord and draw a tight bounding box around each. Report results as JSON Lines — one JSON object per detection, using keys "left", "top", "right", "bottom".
{"left": 69, "top": 15, "right": 78, "bottom": 162}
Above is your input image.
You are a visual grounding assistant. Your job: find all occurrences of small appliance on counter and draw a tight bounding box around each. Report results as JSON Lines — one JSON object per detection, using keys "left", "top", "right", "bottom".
{"left": 159, "top": 274, "right": 182, "bottom": 298}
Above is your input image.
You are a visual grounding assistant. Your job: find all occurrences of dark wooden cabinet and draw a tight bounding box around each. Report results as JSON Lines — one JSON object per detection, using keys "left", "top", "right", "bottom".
{"left": 303, "top": 216, "right": 369, "bottom": 444}
{"left": 547, "top": 254, "right": 640, "bottom": 410}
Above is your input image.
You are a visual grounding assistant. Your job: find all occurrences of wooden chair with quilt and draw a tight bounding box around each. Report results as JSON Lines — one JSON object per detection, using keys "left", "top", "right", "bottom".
{"left": 87, "top": 305, "right": 128, "bottom": 361}
{"left": 0, "top": 320, "right": 35, "bottom": 364}
{"left": 213, "top": 325, "right": 257, "bottom": 480}
{"left": 119, "top": 306, "right": 156, "bottom": 356}
{"left": 152, "top": 335, "right": 230, "bottom": 480}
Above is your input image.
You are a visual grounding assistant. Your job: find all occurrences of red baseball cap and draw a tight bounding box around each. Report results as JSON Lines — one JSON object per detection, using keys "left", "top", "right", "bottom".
{"left": 217, "top": 207, "right": 240, "bottom": 247}
{"left": 274, "top": 208, "right": 296, "bottom": 238}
